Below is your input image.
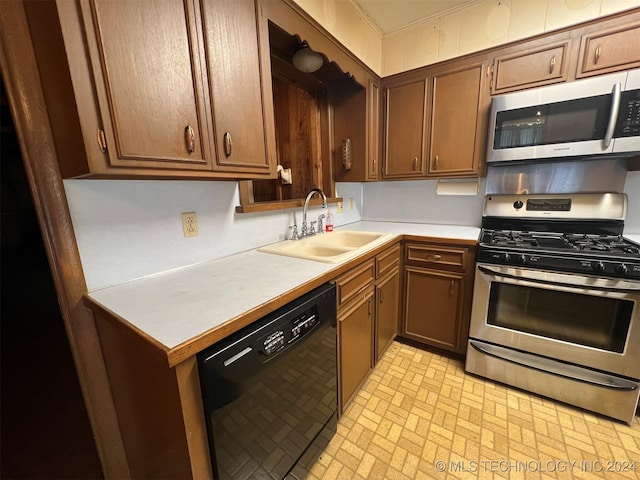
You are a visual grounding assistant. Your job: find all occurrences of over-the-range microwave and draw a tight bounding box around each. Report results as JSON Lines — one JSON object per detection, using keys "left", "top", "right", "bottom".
{"left": 486, "top": 69, "right": 640, "bottom": 163}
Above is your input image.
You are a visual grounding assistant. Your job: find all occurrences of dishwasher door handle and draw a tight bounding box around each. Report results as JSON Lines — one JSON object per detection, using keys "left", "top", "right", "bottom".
{"left": 223, "top": 347, "right": 253, "bottom": 367}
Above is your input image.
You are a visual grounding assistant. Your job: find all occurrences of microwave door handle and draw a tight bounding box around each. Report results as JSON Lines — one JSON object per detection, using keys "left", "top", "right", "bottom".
{"left": 603, "top": 82, "right": 622, "bottom": 148}
{"left": 477, "top": 265, "right": 640, "bottom": 293}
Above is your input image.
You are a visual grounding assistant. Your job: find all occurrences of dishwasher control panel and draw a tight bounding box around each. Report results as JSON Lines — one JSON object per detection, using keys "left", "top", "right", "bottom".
{"left": 263, "top": 331, "right": 285, "bottom": 355}
{"left": 261, "top": 309, "right": 319, "bottom": 356}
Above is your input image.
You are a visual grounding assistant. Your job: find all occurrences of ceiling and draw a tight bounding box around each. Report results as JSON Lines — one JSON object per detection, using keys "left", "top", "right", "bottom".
{"left": 354, "top": 0, "right": 480, "bottom": 34}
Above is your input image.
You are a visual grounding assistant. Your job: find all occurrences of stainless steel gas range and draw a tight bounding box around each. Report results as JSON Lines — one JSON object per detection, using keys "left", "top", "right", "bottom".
{"left": 465, "top": 192, "right": 640, "bottom": 424}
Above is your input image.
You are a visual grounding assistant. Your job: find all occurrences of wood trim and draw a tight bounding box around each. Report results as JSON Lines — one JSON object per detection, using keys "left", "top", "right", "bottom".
{"left": 235, "top": 195, "right": 343, "bottom": 213}
{"left": 0, "top": 1, "right": 128, "bottom": 477}
{"left": 175, "top": 358, "right": 213, "bottom": 479}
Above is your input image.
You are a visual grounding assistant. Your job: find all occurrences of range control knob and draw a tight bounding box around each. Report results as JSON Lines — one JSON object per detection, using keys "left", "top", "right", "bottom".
{"left": 516, "top": 254, "right": 527, "bottom": 265}
{"left": 501, "top": 253, "right": 511, "bottom": 263}
{"left": 591, "top": 261, "right": 605, "bottom": 273}
{"left": 513, "top": 200, "right": 524, "bottom": 210}
{"left": 614, "top": 263, "right": 628, "bottom": 275}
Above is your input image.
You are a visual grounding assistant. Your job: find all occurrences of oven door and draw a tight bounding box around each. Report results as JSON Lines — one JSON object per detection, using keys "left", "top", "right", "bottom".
{"left": 469, "top": 263, "right": 640, "bottom": 380}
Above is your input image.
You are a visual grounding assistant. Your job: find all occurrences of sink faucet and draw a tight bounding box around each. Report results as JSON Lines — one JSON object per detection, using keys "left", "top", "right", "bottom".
{"left": 301, "top": 188, "right": 328, "bottom": 238}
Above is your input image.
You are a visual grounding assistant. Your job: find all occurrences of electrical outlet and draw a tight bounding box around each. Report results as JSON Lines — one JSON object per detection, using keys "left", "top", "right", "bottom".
{"left": 349, "top": 197, "right": 354, "bottom": 210}
{"left": 182, "top": 212, "right": 199, "bottom": 237}
{"left": 336, "top": 201, "right": 343, "bottom": 213}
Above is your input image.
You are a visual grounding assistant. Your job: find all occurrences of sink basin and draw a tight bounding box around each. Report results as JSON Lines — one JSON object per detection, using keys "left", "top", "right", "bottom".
{"left": 258, "top": 230, "right": 394, "bottom": 263}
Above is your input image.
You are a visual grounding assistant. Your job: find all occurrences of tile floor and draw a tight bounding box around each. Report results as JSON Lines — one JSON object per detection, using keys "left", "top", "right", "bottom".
{"left": 309, "top": 341, "right": 640, "bottom": 480}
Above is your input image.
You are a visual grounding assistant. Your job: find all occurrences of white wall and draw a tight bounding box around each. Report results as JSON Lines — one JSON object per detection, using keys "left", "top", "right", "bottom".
{"left": 64, "top": 180, "right": 363, "bottom": 291}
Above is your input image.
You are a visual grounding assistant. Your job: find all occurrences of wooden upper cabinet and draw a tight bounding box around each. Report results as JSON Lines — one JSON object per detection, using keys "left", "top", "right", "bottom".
{"left": 428, "top": 63, "right": 486, "bottom": 177}
{"left": 490, "top": 41, "right": 570, "bottom": 95}
{"left": 59, "top": 0, "right": 275, "bottom": 178}
{"left": 383, "top": 78, "right": 427, "bottom": 179}
{"left": 199, "top": 0, "right": 276, "bottom": 175}
{"left": 577, "top": 22, "right": 640, "bottom": 78}
{"left": 80, "top": 0, "right": 212, "bottom": 171}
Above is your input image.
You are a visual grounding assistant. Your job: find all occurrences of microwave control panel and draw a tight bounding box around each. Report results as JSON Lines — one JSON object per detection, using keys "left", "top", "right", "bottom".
{"left": 618, "top": 89, "right": 640, "bottom": 137}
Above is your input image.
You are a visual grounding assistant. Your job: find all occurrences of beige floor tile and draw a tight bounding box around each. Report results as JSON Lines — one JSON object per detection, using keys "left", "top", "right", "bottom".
{"left": 314, "top": 341, "right": 640, "bottom": 479}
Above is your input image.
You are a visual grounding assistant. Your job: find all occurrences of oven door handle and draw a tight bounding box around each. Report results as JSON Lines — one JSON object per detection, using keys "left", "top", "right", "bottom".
{"left": 469, "top": 340, "right": 638, "bottom": 391}
{"left": 478, "top": 265, "right": 640, "bottom": 293}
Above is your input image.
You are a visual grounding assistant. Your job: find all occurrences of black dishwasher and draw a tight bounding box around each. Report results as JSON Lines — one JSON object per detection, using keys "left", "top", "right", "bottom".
{"left": 197, "top": 282, "right": 337, "bottom": 480}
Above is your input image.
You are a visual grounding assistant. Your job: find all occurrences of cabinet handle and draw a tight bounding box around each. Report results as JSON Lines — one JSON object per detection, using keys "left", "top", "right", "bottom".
{"left": 549, "top": 55, "right": 556, "bottom": 74}
{"left": 184, "top": 125, "right": 195, "bottom": 154}
{"left": 368, "top": 298, "right": 372, "bottom": 316}
{"left": 434, "top": 155, "right": 439, "bottom": 170}
{"left": 412, "top": 157, "right": 418, "bottom": 170}
{"left": 594, "top": 46, "right": 601, "bottom": 65}
{"left": 372, "top": 158, "right": 377, "bottom": 173}
{"left": 224, "top": 132, "right": 232, "bottom": 157}
{"left": 449, "top": 280, "right": 455, "bottom": 296}
{"left": 379, "top": 290, "right": 384, "bottom": 304}
{"left": 96, "top": 128, "right": 107, "bottom": 153}
{"left": 427, "top": 254, "right": 442, "bottom": 261}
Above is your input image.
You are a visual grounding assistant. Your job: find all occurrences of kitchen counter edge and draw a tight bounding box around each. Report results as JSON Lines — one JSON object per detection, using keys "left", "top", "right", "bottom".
{"left": 84, "top": 222, "right": 480, "bottom": 367}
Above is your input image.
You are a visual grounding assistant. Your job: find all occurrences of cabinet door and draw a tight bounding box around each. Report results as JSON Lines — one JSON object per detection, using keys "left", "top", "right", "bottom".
{"left": 339, "top": 287, "right": 374, "bottom": 412}
{"left": 383, "top": 79, "right": 427, "bottom": 178}
{"left": 428, "top": 64, "right": 484, "bottom": 177}
{"left": 403, "top": 266, "right": 464, "bottom": 353}
{"left": 577, "top": 23, "right": 640, "bottom": 78}
{"left": 80, "top": 0, "right": 212, "bottom": 170}
{"left": 376, "top": 269, "right": 399, "bottom": 361}
{"left": 199, "top": 0, "right": 276, "bottom": 176}
{"left": 491, "top": 42, "right": 570, "bottom": 94}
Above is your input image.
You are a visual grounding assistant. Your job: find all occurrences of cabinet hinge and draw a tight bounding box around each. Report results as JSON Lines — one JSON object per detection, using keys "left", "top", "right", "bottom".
{"left": 97, "top": 128, "right": 107, "bottom": 153}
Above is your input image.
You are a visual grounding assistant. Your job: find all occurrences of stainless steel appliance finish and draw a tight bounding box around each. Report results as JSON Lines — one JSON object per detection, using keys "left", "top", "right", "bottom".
{"left": 486, "top": 69, "right": 640, "bottom": 163}
{"left": 198, "top": 283, "right": 337, "bottom": 480}
{"left": 465, "top": 193, "right": 640, "bottom": 424}
{"left": 484, "top": 157, "right": 630, "bottom": 195}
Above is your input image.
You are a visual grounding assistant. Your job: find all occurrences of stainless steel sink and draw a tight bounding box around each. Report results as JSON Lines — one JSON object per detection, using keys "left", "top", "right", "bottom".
{"left": 258, "top": 230, "right": 394, "bottom": 263}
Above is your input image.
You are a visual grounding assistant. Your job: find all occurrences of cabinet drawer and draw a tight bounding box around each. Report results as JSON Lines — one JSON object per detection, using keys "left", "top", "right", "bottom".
{"left": 577, "top": 23, "right": 640, "bottom": 77}
{"left": 335, "top": 259, "right": 375, "bottom": 307}
{"left": 492, "top": 41, "right": 570, "bottom": 94}
{"left": 405, "top": 244, "right": 469, "bottom": 273}
{"left": 376, "top": 244, "right": 400, "bottom": 278}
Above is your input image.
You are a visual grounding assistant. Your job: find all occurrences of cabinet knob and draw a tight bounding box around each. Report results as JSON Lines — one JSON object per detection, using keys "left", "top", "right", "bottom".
{"left": 224, "top": 132, "right": 233, "bottom": 157}
{"left": 549, "top": 55, "right": 556, "bottom": 74}
{"left": 184, "top": 125, "right": 195, "bottom": 154}
{"left": 594, "top": 46, "right": 601, "bottom": 65}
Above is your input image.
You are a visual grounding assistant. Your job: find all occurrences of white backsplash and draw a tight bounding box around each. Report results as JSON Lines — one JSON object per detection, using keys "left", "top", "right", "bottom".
{"left": 64, "top": 180, "right": 364, "bottom": 291}
{"left": 362, "top": 179, "right": 486, "bottom": 226}
{"left": 65, "top": 172, "right": 638, "bottom": 291}
{"left": 624, "top": 170, "right": 640, "bottom": 234}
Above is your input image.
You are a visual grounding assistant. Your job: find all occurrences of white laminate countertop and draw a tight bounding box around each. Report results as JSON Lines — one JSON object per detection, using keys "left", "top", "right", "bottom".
{"left": 86, "top": 221, "right": 480, "bottom": 358}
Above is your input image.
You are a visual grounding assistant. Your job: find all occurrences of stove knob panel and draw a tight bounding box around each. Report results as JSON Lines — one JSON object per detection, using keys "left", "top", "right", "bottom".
{"left": 614, "top": 263, "right": 628, "bottom": 275}
{"left": 591, "top": 261, "right": 605, "bottom": 273}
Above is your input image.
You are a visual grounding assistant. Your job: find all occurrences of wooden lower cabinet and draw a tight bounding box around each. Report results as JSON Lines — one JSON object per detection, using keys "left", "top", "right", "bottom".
{"left": 338, "top": 285, "right": 375, "bottom": 411}
{"left": 375, "top": 261, "right": 400, "bottom": 361}
{"left": 401, "top": 241, "right": 475, "bottom": 355}
{"left": 336, "top": 244, "right": 401, "bottom": 412}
